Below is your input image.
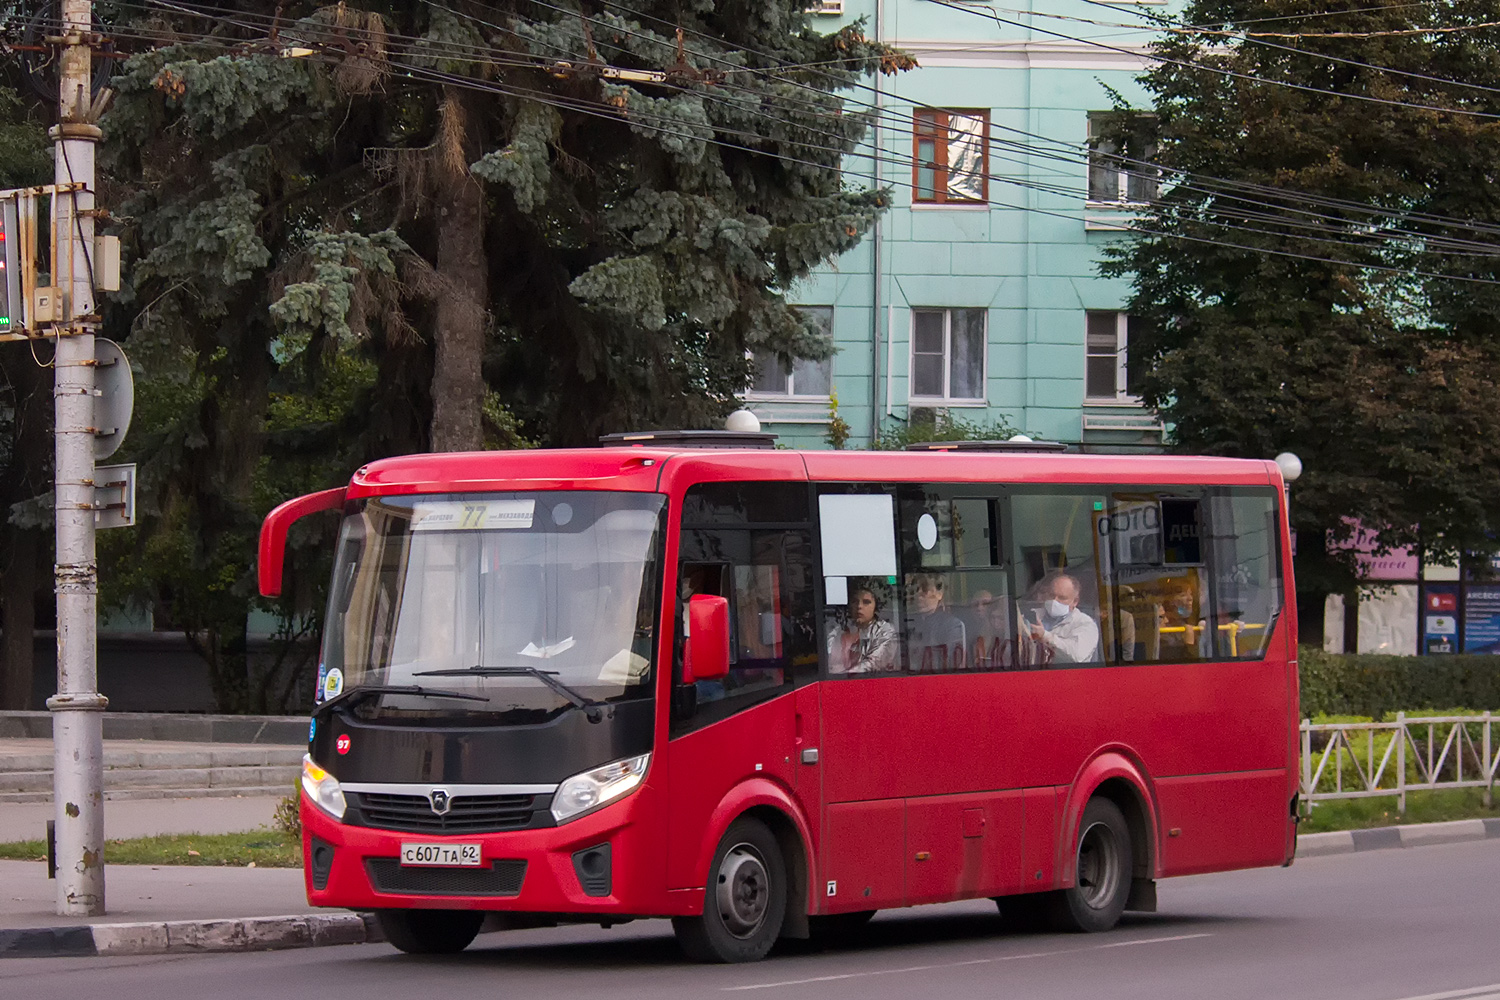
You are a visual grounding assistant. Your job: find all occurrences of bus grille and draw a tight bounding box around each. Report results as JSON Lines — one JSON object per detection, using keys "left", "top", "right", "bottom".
{"left": 349, "top": 792, "right": 542, "bottom": 834}
{"left": 366, "top": 858, "right": 527, "bottom": 897}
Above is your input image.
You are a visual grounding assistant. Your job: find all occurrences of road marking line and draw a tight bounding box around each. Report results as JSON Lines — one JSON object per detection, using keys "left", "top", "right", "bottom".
{"left": 1382, "top": 989, "right": 1500, "bottom": 1000}
{"left": 722, "top": 932, "right": 1213, "bottom": 991}
{"left": 1094, "top": 933, "right": 1214, "bottom": 949}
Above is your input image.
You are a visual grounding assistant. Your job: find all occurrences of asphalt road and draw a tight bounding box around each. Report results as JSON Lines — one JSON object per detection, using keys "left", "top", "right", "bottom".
{"left": 5, "top": 838, "right": 1500, "bottom": 1000}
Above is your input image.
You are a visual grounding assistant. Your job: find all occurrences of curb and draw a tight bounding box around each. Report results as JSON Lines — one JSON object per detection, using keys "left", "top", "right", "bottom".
{"left": 1297, "top": 816, "right": 1500, "bottom": 858}
{"left": 0, "top": 912, "right": 382, "bottom": 959}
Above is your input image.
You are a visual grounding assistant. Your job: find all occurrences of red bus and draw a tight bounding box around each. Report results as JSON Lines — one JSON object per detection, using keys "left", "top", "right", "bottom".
{"left": 259, "top": 434, "right": 1298, "bottom": 962}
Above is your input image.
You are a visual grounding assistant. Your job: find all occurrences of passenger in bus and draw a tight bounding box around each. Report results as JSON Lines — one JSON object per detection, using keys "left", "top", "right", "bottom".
{"left": 1025, "top": 572, "right": 1100, "bottom": 664}
{"left": 1157, "top": 577, "right": 1209, "bottom": 658}
{"left": 968, "top": 590, "right": 1014, "bottom": 669}
{"left": 827, "top": 581, "right": 898, "bottom": 673}
{"left": 904, "top": 572, "right": 966, "bottom": 671}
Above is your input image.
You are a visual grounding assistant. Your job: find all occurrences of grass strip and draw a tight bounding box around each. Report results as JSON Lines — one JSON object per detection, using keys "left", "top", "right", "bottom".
{"left": 1301, "top": 787, "right": 1498, "bottom": 833}
{"left": 0, "top": 829, "right": 302, "bottom": 867}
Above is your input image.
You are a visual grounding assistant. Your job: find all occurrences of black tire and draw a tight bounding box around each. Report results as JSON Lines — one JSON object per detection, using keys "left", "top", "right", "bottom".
{"left": 1049, "top": 797, "right": 1132, "bottom": 933}
{"left": 376, "top": 909, "right": 484, "bottom": 955}
{"left": 673, "top": 817, "right": 788, "bottom": 963}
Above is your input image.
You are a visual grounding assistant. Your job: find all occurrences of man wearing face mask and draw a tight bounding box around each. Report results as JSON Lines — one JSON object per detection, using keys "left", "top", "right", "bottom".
{"left": 1027, "top": 572, "right": 1100, "bottom": 664}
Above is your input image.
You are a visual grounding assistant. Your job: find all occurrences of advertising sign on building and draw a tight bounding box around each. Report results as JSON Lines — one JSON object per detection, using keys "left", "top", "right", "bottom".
{"left": 1462, "top": 585, "right": 1500, "bottom": 654}
{"left": 1424, "top": 585, "right": 1460, "bottom": 654}
{"left": 1329, "top": 518, "right": 1418, "bottom": 581}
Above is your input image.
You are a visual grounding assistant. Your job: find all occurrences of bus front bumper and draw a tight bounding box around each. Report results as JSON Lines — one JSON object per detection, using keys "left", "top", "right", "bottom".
{"left": 299, "top": 788, "right": 672, "bottom": 916}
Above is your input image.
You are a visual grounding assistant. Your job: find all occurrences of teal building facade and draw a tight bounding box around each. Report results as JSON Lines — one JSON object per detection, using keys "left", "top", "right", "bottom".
{"left": 745, "top": 0, "right": 1169, "bottom": 452}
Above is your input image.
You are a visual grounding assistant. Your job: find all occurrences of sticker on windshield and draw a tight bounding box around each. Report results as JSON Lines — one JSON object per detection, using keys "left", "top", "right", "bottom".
{"left": 314, "top": 662, "right": 328, "bottom": 703}
{"left": 410, "top": 500, "right": 536, "bottom": 532}
{"left": 323, "top": 667, "right": 345, "bottom": 701}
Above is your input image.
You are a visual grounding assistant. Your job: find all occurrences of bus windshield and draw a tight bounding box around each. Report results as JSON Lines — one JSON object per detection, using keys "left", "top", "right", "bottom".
{"left": 319, "top": 490, "right": 665, "bottom": 722}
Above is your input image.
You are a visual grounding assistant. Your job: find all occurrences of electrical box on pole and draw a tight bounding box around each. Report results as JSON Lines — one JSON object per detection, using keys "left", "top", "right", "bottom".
{"left": 0, "top": 198, "right": 20, "bottom": 334}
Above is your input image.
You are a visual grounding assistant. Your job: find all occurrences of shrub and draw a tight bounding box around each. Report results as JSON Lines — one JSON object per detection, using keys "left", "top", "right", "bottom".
{"left": 273, "top": 790, "right": 302, "bottom": 839}
{"left": 1298, "top": 646, "right": 1500, "bottom": 719}
{"left": 872, "top": 411, "right": 1021, "bottom": 451}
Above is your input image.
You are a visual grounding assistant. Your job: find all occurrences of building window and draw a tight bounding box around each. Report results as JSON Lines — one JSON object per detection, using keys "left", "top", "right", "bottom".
{"left": 910, "top": 308, "right": 986, "bottom": 402}
{"left": 1085, "top": 311, "right": 1140, "bottom": 402}
{"left": 750, "top": 306, "right": 834, "bottom": 398}
{"left": 1087, "top": 112, "right": 1158, "bottom": 204}
{"left": 913, "top": 109, "right": 989, "bottom": 204}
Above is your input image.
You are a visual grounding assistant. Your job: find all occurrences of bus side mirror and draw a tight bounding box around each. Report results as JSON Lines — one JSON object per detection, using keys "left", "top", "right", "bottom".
{"left": 258, "top": 487, "right": 347, "bottom": 598}
{"left": 685, "top": 595, "right": 731, "bottom": 683}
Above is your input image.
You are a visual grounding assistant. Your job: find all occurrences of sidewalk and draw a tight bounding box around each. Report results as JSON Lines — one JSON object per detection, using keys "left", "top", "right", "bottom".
{"left": 0, "top": 861, "right": 315, "bottom": 929}
{"left": 0, "top": 796, "right": 285, "bottom": 844}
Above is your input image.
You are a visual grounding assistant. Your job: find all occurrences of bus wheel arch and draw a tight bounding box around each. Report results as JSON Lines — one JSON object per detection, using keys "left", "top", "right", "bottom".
{"left": 673, "top": 813, "right": 790, "bottom": 962}
{"left": 1060, "top": 752, "right": 1160, "bottom": 894}
{"left": 691, "top": 783, "right": 815, "bottom": 943}
{"left": 742, "top": 804, "right": 811, "bottom": 940}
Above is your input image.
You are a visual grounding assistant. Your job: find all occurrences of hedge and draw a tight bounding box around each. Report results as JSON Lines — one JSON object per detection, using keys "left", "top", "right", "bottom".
{"left": 1298, "top": 646, "right": 1500, "bottom": 719}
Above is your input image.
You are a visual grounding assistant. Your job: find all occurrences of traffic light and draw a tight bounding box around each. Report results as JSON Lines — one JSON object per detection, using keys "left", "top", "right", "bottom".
{"left": 0, "top": 198, "right": 20, "bottom": 333}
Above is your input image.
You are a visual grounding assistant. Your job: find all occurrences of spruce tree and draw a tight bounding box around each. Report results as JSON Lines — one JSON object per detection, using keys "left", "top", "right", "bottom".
{"left": 92, "top": 1, "right": 906, "bottom": 708}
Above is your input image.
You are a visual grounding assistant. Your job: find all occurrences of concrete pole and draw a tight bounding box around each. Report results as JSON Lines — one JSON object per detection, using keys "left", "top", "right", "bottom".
{"left": 49, "top": 0, "right": 106, "bottom": 917}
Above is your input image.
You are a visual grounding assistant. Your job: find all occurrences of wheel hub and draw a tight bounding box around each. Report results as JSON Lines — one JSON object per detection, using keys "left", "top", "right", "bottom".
{"left": 1076, "top": 820, "right": 1122, "bottom": 910}
{"left": 716, "top": 843, "right": 770, "bottom": 938}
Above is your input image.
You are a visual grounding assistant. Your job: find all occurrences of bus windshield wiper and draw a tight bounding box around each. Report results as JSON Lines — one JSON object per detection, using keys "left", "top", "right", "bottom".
{"left": 317, "top": 684, "right": 491, "bottom": 717}
{"left": 412, "top": 666, "right": 612, "bottom": 723}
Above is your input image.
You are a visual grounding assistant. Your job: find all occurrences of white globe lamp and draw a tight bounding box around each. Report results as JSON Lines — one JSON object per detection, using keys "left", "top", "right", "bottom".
{"left": 1274, "top": 452, "right": 1303, "bottom": 484}
{"left": 725, "top": 409, "right": 761, "bottom": 433}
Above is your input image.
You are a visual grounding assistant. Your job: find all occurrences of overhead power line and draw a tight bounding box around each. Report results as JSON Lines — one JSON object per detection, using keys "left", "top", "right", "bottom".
{"left": 928, "top": 0, "right": 1500, "bottom": 120}
{"left": 94, "top": 1, "right": 1500, "bottom": 283}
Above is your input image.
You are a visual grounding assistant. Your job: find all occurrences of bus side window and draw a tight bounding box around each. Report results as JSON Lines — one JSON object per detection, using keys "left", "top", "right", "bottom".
{"left": 818, "top": 490, "right": 901, "bottom": 675}
{"left": 896, "top": 490, "right": 1009, "bottom": 673}
{"left": 673, "top": 528, "right": 815, "bottom": 734}
{"left": 1208, "top": 489, "right": 1282, "bottom": 659}
{"left": 1009, "top": 492, "right": 1107, "bottom": 667}
{"left": 1107, "top": 493, "right": 1209, "bottom": 664}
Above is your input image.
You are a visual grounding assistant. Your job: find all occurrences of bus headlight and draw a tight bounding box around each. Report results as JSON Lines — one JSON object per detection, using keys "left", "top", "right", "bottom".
{"left": 301, "top": 754, "right": 347, "bottom": 820}
{"left": 551, "top": 753, "right": 650, "bottom": 824}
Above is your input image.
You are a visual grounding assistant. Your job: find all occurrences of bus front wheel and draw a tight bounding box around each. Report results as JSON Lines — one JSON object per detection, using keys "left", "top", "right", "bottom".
{"left": 377, "top": 908, "right": 484, "bottom": 954}
{"left": 1052, "top": 797, "right": 1132, "bottom": 933}
{"left": 673, "top": 817, "right": 788, "bottom": 963}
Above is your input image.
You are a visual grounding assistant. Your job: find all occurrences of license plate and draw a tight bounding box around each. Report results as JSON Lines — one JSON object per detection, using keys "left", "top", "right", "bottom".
{"left": 400, "top": 842, "right": 482, "bottom": 867}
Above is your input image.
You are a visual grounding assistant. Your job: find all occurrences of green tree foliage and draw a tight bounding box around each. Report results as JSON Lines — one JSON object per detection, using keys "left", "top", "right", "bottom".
{"left": 90, "top": 1, "right": 906, "bottom": 709}
{"left": 1101, "top": 0, "right": 1500, "bottom": 595}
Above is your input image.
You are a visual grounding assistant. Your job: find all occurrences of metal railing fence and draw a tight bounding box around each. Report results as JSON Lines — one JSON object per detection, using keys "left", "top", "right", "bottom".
{"left": 1299, "top": 712, "right": 1498, "bottom": 814}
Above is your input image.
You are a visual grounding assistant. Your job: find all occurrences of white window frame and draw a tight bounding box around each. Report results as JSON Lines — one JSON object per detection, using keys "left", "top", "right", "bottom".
{"left": 908, "top": 307, "right": 988, "bottom": 405}
{"left": 746, "top": 305, "right": 834, "bottom": 401}
{"left": 1084, "top": 311, "right": 1142, "bottom": 404}
{"left": 1086, "top": 112, "right": 1157, "bottom": 206}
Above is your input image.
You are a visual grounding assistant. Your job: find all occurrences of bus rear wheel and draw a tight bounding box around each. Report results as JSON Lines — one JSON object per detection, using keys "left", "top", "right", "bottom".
{"left": 673, "top": 817, "right": 787, "bottom": 963}
{"left": 377, "top": 909, "right": 484, "bottom": 954}
{"left": 1051, "top": 797, "right": 1132, "bottom": 933}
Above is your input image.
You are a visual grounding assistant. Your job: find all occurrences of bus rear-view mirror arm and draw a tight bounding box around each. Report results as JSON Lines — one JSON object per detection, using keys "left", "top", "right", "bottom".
{"left": 258, "top": 487, "right": 348, "bottom": 598}
{"left": 684, "top": 595, "right": 731, "bottom": 684}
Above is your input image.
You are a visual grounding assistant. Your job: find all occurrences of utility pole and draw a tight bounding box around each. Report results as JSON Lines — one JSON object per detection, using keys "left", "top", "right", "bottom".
{"left": 50, "top": 0, "right": 106, "bottom": 917}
